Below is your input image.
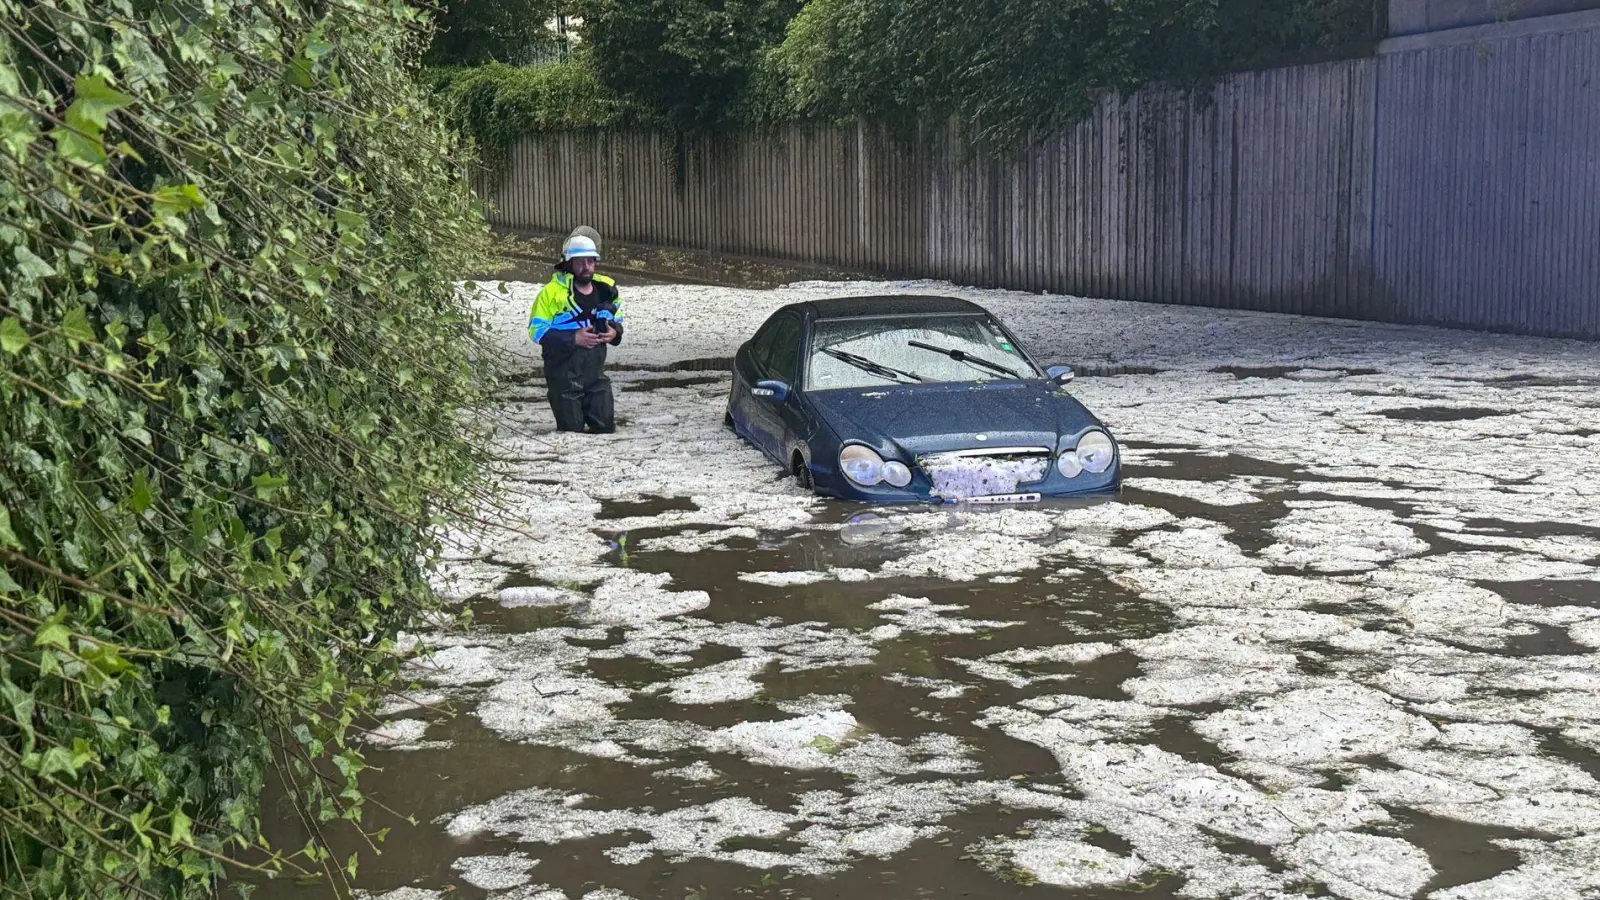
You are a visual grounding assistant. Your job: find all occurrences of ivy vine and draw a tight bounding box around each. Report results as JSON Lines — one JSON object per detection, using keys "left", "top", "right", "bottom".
{"left": 1, "top": 0, "right": 500, "bottom": 897}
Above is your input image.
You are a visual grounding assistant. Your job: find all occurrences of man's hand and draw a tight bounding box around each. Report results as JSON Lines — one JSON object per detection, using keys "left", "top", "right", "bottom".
{"left": 574, "top": 326, "right": 604, "bottom": 349}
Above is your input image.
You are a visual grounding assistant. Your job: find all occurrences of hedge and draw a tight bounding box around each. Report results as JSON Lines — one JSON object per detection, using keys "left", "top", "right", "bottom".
{"left": 1, "top": 0, "right": 499, "bottom": 896}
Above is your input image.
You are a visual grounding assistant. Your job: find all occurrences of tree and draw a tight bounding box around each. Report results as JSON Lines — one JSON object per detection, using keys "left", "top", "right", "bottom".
{"left": 425, "top": 0, "right": 565, "bottom": 66}
{"left": 765, "top": 0, "right": 1379, "bottom": 149}
{"left": 572, "top": 0, "right": 800, "bottom": 131}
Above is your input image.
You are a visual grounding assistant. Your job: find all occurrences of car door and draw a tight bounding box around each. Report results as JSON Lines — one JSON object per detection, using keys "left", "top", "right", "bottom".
{"left": 747, "top": 313, "right": 802, "bottom": 461}
{"left": 731, "top": 318, "right": 780, "bottom": 438}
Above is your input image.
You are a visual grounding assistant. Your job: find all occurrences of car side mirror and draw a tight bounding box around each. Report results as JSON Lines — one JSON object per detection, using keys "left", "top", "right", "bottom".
{"left": 752, "top": 379, "right": 791, "bottom": 403}
{"left": 1046, "top": 365, "right": 1075, "bottom": 384}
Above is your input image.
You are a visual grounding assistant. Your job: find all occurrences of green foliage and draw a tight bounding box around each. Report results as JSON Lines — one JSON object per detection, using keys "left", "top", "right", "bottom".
{"left": 426, "top": 0, "right": 1376, "bottom": 153}
{"left": 424, "top": 0, "right": 564, "bottom": 66}
{"left": 571, "top": 0, "right": 800, "bottom": 132}
{"left": 763, "top": 0, "right": 1380, "bottom": 149}
{"left": 425, "top": 61, "right": 626, "bottom": 173}
{"left": 0, "top": 0, "right": 498, "bottom": 897}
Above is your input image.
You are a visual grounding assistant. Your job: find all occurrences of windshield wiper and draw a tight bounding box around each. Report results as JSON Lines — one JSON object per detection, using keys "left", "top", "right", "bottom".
{"left": 819, "top": 347, "right": 925, "bottom": 384}
{"left": 906, "top": 340, "right": 1021, "bottom": 379}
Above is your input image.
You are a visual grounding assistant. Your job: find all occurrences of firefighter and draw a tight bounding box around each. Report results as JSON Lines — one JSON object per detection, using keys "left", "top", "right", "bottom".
{"left": 528, "top": 233, "right": 623, "bottom": 433}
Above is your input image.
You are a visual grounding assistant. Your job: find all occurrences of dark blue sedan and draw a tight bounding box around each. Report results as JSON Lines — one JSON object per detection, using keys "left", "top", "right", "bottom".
{"left": 725, "top": 295, "right": 1121, "bottom": 504}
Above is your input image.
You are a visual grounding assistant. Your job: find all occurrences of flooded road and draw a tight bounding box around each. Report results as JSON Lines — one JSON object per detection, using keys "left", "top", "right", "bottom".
{"left": 265, "top": 279, "right": 1598, "bottom": 900}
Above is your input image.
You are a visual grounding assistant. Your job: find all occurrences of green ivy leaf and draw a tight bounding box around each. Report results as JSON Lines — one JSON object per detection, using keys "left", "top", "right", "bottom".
{"left": 253, "top": 473, "right": 288, "bottom": 500}
{"left": 51, "top": 124, "right": 108, "bottom": 167}
{"left": 0, "top": 568, "right": 20, "bottom": 593}
{"left": 129, "top": 469, "right": 154, "bottom": 513}
{"left": 170, "top": 807, "right": 194, "bottom": 846}
{"left": 0, "top": 317, "right": 28, "bottom": 354}
{"left": 65, "top": 75, "right": 135, "bottom": 133}
{"left": 1, "top": 110, "right": 38, "bottom": 160}
{"left": 0, "top": 503, "right": 20, "bottom": 549}
{"left": 152, "top": 183, "right": 208, "bottom": 223}
{"left": 34, "top": 622, "right": 72, "bottom": 650}
{"left": 13, "top": 245, "right": 54, "bottom": 280}
{"left": 38, "top": 746, "right": 80, "bottom": 780}
{"left": 62, "top": 307, "right": 96, "bottom": 344}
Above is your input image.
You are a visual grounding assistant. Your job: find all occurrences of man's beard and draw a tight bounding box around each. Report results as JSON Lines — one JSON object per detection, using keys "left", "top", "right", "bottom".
{"left": 573, "top": 271, "right": 594, "bottom": 286}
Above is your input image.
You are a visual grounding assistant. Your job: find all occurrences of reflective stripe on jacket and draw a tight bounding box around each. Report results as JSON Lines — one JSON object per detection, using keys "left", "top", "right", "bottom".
{"left": 528, "top": 272, "right": 623, "bottom": 343}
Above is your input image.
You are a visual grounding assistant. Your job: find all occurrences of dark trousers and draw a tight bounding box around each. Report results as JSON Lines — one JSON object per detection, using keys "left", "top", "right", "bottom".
{"left": 544, "top": 345, "right": 615, "bottom": 433}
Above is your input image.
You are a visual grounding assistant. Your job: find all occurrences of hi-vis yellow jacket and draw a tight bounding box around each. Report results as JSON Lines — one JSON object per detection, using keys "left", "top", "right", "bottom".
{"left": 528, "top": 272, "right": 623, "bottom": 348}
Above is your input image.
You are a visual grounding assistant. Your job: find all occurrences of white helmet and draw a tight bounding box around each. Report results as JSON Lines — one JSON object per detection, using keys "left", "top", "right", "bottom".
{"left": 563, "top": 233, "right": 601, "bottom": 261}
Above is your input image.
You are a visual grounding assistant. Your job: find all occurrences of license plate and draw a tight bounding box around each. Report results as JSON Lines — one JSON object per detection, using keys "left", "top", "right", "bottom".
{"left": 961, "top": 492, "right": 1041, "bottom": 505}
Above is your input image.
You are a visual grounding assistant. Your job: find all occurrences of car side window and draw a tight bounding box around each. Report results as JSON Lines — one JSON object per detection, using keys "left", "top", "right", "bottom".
{"left": 766, "top": 315, "right": 802, "bottom": 382}
{"left": 748, "top": 320, "right": 780, "bottom": 369}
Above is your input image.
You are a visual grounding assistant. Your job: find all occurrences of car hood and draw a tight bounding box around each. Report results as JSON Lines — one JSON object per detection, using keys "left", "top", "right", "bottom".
{"left": 807, "top": 380, "right": 1106, "bottom": 457}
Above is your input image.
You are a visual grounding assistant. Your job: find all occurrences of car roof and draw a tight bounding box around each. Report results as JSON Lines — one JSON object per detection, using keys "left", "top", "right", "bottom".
{"left": 782, "top": 295, "right": 989, "bottom": 320}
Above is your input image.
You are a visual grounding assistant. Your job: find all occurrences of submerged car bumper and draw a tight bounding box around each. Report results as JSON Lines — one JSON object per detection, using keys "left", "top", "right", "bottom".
{"left": 810, "top": 460, "right": 1122, "bottom": 504}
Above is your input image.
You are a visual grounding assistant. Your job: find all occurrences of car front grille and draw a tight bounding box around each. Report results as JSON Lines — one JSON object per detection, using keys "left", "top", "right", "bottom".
{"left": 917, "top": 447, "right": 1053, "bottom": 498}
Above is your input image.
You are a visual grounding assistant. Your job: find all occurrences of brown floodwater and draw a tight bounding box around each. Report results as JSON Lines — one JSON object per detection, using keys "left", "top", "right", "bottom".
{"left": 246, "top": 379, "right": 1599, "bottom": 900}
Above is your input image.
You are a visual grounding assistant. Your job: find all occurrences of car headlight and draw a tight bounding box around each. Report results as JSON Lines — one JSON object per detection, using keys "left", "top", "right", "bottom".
{"left": 883, "top": 461, "right": 912, "bottom": 488}
{"left": 1075, "top": 430, "right": 1116, "bottom": 474}
{"left": 1056, "top": 450, "right": 1083, "bottom": 478}
{"left": 840, "top": 445, "right": 886, "bottom": 486}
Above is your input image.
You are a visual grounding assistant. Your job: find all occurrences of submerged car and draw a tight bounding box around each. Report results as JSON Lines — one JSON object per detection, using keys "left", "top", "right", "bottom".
{"left": 725, "top": 295, "right": 1121, "bottom": 504}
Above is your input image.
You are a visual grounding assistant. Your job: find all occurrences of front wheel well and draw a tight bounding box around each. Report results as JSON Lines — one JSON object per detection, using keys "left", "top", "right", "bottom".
{"left": 790, "top": 447, "right": 815, "bottom": 491}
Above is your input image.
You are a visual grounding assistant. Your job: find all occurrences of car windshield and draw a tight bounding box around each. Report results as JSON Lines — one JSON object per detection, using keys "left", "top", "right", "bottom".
{"left": 806, "top": 315, "right": 1039, "bottom": 390}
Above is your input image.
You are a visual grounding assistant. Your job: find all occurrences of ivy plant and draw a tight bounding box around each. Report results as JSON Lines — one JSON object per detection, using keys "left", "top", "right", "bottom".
{"left": 1, "top": 0, "right": 500, "bottom": 897}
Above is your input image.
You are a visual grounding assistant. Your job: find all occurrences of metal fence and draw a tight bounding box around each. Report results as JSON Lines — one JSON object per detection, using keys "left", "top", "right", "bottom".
{"left": 481, "top": 17, "right": 1600, "bottom": 339}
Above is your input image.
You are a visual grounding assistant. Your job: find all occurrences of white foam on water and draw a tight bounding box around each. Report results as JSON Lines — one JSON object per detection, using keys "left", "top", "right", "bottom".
{"left": 1263, "top": 502, "right": 1431, "bottom": 572}
{"left": 1121, "top": 626, "right": 1309, "bottom": 707}
{"left": 979, "top": 695, "right": 1167, "bottom": 748}
{"left": 874, "top": 530, "right": 1057, "bottom": 582}
{"left": 450, "top": 851, "right": 539, "bottom": 890}
{"left": 1194, "top": 684, "right": 1440, "bottom": 768}
{"left": 990, "top": 825, "right": 1150, "bottom": 887}
{"left": 357, "top": 889, "right": 441, "bottom": 900}
{"left": 1055, "top": 502, "right": 1178, "bottom": 535}
{"left": 1116, "top": 565, "right": 1368, "bottom": 610}
{"left": 1130, "top": 523, "right": 1256, "bottom": 570}
{"left": 585, "top": 571, "right": 710, "bottom": 625}
{"left": 499, "top": 585, "right": 581, "bottom": 608}
{"left": 867, "top": 595, "right": 1019, "bottom": 636}
{"left": 1570, "top": 619, "right": 1600, "bottom": 649}
{"left": 1388, "top": 748, "right": 1600, "bottom": 794}
{"left": 362, "top": 719, "right": 435, "bottom": 749}
{"left": 1277, "top": 832, "right": 1434, "bottom": 900}
{"left": 1024, "top": 740, "right": 1390, "bottom": 847}
{"left": 738, "top": 570, "right": 830, "bottom": 586}
{"left": 664, "top": 655, "right": 772, "bottom": 704}
{"left": 1125, "top": 476, "right": 1278, "bottom": 507}
{"left": 1417, "top": 793, "right": 1600, "bottom": 838}
{"left": 477, "top": 672, "right": 632, "bottom": 747}
{"left": 883, "top": 673, "right": 972, "bottom": 698}
{"left": 702, "top": 711, "right": 861, "bottom": 770}
{"left": 444, "top": 778, "right": 1005, "bottom": 876}
{"left": 377, "top": 690, "right": 449, "bottom": 717}
{"left": 1438, "top": 531, "right": 1600, "bottom": 564}
{"left": 636, "top": 526, "right": 759, "bottom": 554}
{"left": 1431, "top": 836, "right": 1600, "bottom": 900}
{"left": 1437, "top": 723, "right": 1542, "bottom": 754}
{"left": 653, "top": 761, "right": 721, "bottom": 782}
{"left": 1392, "top": 551, "right": 1595, "bottom": 582}
{"left": 431, "top": 560, "right": 511, "bottom": 603}
{"left": 952, "top": 641, "right": 1119, "bottom": 689}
